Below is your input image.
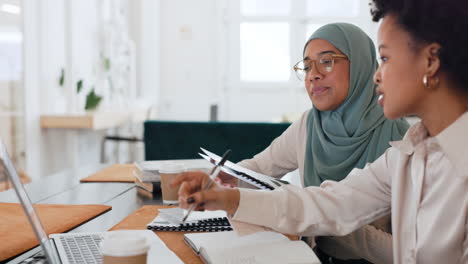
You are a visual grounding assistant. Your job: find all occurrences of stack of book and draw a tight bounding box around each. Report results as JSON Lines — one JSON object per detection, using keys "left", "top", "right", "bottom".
{"left": 134, "top": 159, "right": 213, "bottom": 183}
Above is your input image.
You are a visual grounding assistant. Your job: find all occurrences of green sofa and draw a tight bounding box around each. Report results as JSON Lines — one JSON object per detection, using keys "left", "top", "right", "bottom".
{"left": 144, "top": 121, "right": 291, "bottom": 163}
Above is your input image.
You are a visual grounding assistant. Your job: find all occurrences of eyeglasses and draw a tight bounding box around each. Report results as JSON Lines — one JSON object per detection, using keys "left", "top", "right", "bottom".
{"left": 293, "top": 53, "right": 348, "bottom": 81}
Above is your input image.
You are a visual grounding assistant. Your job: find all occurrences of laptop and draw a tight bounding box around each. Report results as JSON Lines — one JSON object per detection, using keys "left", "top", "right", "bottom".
{"left": 0, "top": 141, "right": 183, "bottom": 264}
{"left": 0, "top": 141, "right": 109, "bottom": 263}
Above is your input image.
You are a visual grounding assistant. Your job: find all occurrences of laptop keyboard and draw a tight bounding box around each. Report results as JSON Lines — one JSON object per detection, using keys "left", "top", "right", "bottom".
{"left": 59, "top": 234, "right": 103, "bottom": 264}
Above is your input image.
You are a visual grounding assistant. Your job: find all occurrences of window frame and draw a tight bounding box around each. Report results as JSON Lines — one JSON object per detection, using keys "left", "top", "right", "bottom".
{"left": 221, "top": 0, "right": 377, "bottom": 91}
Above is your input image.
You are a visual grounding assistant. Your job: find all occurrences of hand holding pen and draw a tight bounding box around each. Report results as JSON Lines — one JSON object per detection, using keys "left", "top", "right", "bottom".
{"left": 170, "top": 149, "right": 241, "bottom": 221}
{"left": 181, "top": 149, "right": 231, "bottom": 223}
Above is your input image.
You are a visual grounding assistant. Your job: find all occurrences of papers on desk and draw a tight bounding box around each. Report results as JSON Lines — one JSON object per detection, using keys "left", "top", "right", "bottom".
{"left": 199, "top": 148, "right": 289, "bottom": 190}
{"left": 134, "top": 159, "right": 212, "bottom": 182}
{"left": 184, "top": 231, "right": 320, "bottom": 264}
{"left": 147, "top": 208, "right": 232, "bottom": 232}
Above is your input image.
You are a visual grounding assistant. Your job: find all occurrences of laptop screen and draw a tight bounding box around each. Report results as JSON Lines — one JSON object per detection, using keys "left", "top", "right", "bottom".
{"left": 0, "top": 141, "right": 61, "bottom": 263}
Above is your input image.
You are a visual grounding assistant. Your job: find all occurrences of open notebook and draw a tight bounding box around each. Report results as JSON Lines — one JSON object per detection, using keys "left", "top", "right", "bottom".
{"left": 184, "top": 231, "right": 320, "bottom": 264}
{"left": 199, "top": 148, "right": 289, "bottom": 190}
{"left": 147, "top": 208, "right": 232, "bottom": 232}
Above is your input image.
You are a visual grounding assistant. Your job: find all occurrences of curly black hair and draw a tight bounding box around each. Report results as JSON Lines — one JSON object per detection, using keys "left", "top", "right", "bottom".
{"left": 369, "top": 0, "right": 468, "bottom": 92}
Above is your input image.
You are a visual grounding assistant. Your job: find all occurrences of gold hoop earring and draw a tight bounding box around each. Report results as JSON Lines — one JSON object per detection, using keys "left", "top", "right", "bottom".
{"left": 422, "top": 75, "right": 430, "bottom": 89}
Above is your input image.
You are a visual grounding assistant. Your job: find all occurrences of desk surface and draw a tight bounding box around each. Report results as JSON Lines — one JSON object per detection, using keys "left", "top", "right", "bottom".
{"left": 0, "top": 164, "right": 162, "bottom": 263}
{"left": 0, "top": 164, "right": 308, "bottom": 264}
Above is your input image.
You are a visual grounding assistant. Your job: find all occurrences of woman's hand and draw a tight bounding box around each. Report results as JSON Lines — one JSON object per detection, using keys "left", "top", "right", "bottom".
{"left": 170, "top": 171, "right": 240, "bottom": 216}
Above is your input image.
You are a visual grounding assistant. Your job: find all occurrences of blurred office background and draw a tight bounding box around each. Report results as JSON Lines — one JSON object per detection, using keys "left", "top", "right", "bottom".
{"left": 0, "top": 0, "right": 377, "bottom": 180}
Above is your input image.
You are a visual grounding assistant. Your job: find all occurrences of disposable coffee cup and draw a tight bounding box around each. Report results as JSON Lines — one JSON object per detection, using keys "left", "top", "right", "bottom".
{"left": 159, "top": 163, "right": 185, "bottom": 204}
{"left": 101, "top": 230, "right": 150, "bottom": 264}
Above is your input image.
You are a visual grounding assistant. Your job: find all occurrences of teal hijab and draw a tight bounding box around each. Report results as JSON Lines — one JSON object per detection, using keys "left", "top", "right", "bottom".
{"left": 303, "top": 23, "right": 409, "bottom": 187}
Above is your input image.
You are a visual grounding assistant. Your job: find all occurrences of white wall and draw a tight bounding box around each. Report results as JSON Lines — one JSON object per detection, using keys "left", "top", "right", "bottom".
{"left": 37, "top": 0, "right": 67, "bottom": 114}
{"left": 129, "top": 0, "right": 160, "bottom": 103}
{"left": 37, "top": 0, "right": 96, "bottom": 177}
{"left": 23, "top": 0, "right": 139, "bottom": 178}
{"left": 158, "top": 0, "right": 219, "bottom": 121}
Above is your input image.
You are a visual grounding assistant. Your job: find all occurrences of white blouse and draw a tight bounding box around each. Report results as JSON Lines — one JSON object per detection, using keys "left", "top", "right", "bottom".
{"left": 238, "top": 110, "right": 393, "bottom": 263}
{"left": 233, "top": 112, "right": 468, "bottom": 264}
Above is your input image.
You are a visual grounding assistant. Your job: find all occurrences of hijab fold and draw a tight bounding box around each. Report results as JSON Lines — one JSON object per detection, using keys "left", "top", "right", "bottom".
{"left": 303, "top": 23, "right": 409, "bottom": 187}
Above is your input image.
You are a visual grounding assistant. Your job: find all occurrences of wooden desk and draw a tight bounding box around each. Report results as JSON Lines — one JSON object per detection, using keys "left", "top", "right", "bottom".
{"left": 0, "top": 164, "right": 161, "bottom": 263}
{"left": 109, "top": 205, "right": 300, "bottom": 263}
{"left": 0, "top": 164, "right": 301, "bottom": 264}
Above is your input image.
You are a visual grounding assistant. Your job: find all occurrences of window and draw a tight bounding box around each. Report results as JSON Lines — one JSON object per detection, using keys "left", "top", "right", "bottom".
{"left": 240, "top": 22, "right": 290, "bottom": 82}
{"left": 223, "top": 0, "right": 377, "bottom": 88}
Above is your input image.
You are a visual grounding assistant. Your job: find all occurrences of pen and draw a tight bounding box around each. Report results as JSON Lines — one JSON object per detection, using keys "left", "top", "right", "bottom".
{"left": 181, "top": 149, "right": 232, "bottom": 224}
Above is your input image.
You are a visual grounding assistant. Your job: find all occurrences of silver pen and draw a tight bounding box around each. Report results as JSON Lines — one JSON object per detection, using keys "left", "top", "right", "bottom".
{"left": 181, "top": 149, "right": 232, "bottom": 223}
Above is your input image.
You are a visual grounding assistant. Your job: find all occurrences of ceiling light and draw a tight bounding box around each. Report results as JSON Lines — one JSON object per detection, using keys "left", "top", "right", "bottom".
{"left": 1, "top": 3, "right": 21, "bottom": 15}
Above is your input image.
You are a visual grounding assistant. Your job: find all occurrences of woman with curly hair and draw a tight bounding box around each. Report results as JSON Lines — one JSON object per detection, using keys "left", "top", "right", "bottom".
{"left": 222, "top": 22, "right": 408, "bottom": 264}
{"left": 173, "top": 0, "right": 468, "bottom": 263}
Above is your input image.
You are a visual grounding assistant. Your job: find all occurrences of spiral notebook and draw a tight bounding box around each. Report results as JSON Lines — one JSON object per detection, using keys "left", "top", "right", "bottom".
{"left": 199, "top": 148, "right": 289, "bottom": 190}
{"left": 147, "top": 208, "right": 233, "bottom": 232}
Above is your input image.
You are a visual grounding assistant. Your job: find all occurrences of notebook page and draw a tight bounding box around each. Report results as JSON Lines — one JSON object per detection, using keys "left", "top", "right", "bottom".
{"left": 202, "top": 240, "right": 320, "bottom": 264}
{"left": 157, "top": 207, "right": 227, "bottom": 224}
{"left": 183, "top": 231, "right": 288, "bottom": 254}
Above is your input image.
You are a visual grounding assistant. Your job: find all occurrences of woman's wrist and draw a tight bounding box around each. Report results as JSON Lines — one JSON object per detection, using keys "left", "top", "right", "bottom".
{"left": 223, "top": 188, "right": 240, "bottom": 217}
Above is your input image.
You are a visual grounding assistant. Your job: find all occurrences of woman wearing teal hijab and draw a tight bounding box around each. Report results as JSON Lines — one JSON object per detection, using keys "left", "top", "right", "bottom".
{"left": 218, "top": 23, "right": 409, "bottom": 263}
{"left": 302, "top": 23, "right": 409, "bottom": 187}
